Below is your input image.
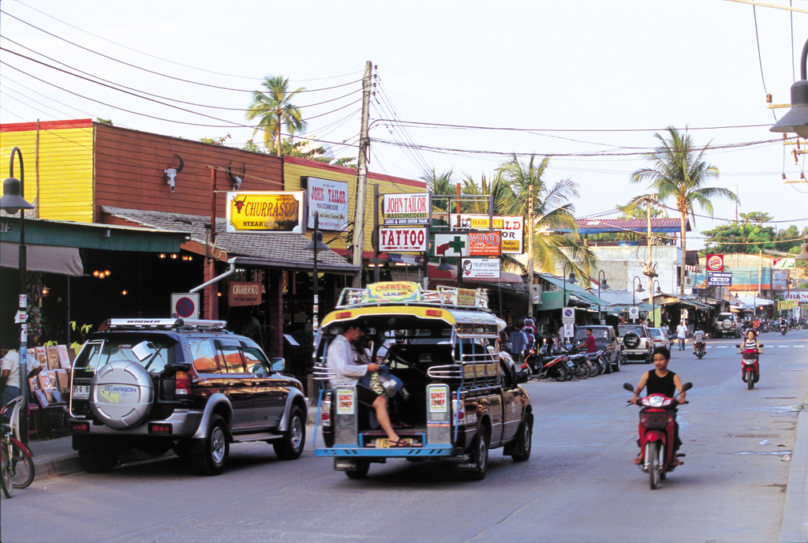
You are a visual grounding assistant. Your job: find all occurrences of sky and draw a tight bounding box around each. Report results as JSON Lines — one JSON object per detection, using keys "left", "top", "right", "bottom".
{"left": 1, "top": 0, "right": 807, "bottom": 250}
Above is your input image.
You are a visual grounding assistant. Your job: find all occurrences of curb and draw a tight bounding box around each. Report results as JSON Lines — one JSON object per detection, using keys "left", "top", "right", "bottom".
{"left": 780, "top": 407, "right": 808, "bottom": 543}
{"left": 34, "top": 448, "right": 177, "bottom": 482}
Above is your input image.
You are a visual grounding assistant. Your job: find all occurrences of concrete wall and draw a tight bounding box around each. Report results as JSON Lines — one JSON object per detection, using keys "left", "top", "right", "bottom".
{"left": 589, "top": 245, "right": 681, "bottom": 294}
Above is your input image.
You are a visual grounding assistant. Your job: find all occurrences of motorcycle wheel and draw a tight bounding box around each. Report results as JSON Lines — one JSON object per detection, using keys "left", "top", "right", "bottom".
{"left": 604, "top": 359, "right": 612, "bottom": 375}
{"left": 746, "top": 370, "right": 754, "bottom": 390}
{"left": 648, "top": 442, "right": 660, "bottom": 490}
{"left": 575, "top": 363, "right": 590, "bottom": 380}
{"left": 588, "top": 361, "right": 599, "bottom": 378}
{"left": 565, "top": 368, "right": 574, "bottom": 380}
{"left": 554, "top": 367, "right": 567, "bottom": 382}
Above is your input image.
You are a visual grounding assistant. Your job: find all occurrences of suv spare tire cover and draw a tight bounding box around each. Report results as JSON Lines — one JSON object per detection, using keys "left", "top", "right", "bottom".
{"left": 721, "top": 319, "right": 732, "bottom": 330}
{"left": 89, "top": 360, "right": 154, "bottom": 430}
{"left": 623, "top": 332, "right": 641, "bottom": 349}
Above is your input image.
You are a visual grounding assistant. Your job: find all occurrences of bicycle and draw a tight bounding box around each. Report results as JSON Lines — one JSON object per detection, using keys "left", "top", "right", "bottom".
{"left": 0, "top": 397, "right": 36, "bottom": 498}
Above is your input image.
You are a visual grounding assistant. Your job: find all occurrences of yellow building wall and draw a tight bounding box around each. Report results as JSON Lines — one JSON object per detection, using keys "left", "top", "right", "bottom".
{"left": 0, "top": 126, "right": 94, "bottom": 222}
{"left": 284, "top": 160, "right": 424, "bottom": 255}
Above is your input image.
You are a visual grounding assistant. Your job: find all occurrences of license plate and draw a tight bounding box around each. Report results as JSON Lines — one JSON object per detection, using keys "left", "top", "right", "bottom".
{"left": 567, "top": 361, "right": 574, "bottom": 367}
{"left": 72, "top": 385, "right": 90, "bottom": 399}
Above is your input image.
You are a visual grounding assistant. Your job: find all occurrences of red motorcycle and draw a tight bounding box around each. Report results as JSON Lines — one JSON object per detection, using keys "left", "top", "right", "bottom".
{"left": 736, "top": 345, "right": 763, "bottom": 390}
{"left": 520, "top": 349, "right": 570, "bottom": 382}
{"left": 623, "top": 382, "right": 692, "bottom": 490}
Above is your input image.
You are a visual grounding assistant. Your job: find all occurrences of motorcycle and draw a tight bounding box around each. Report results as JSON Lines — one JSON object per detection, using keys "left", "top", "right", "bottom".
{"left": 694, "top": 342, "right": 705, "bottom": 359}
{"left": 623, "top": 382, "right": 693, "bottom": 490}
{"left": 780, "top": 323, "right": 788, "bottom": 336}
{"left": 760, "top": 322, "right": 770, "bottom": 334}
{"left": 736, "top": 344, "right": 762, "bottom": 390}
{"left": 520, "top": 349, "right": 569, "bottom": 382}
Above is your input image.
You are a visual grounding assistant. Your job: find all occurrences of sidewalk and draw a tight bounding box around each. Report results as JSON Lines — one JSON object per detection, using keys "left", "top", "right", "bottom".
{"left": 780, "top": 406, "right": 808, "bottom": 542}
{"left": 25, "top": 405, "right": 321, "bottom": 481}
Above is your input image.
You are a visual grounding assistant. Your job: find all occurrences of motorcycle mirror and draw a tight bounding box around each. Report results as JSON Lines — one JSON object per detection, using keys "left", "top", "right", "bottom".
{"left": 623, "top": 383, "right": 635, "bottom": 392}
{"left": 735, "top": 345, "right": 740, "bottom": 349}
{"left": 682, "top": 382, "right": 693, "bottom": 392}
{"left": 759, "top": 344, "right": 764, "bottom": 348}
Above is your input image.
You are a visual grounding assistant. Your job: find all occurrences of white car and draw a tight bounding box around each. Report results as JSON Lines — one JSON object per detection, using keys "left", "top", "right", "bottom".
{"left": 649, "top": 328, "right": 673, "bottom": 351}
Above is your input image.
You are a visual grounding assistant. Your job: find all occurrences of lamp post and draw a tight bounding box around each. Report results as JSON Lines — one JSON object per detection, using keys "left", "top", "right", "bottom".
{"left": 0, "top": 147, "right": 34, "bottom": 445}
{"left": 597, "top": 270, "right": 608, "bottom": 323}
{"left": 632, "top": 275, "right": 645, "bottom": 322}
{"left": 562, "top": 262, "right": 577, "bottom": 307}
{"left": 305, "top": 211, "right": 329, "bottom": 335}
{"left": 651, "top": 279, "right": 662, "bottom": 328}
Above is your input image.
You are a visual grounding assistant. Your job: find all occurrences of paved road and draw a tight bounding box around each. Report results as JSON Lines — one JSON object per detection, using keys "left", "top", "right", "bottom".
{"left": 4, "top": 332, "right": 808, "bottom": 543}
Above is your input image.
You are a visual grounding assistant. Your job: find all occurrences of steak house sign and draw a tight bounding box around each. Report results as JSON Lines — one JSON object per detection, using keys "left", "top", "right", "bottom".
{"left": 226, "top": 191, "right": 305, "bottom": 234}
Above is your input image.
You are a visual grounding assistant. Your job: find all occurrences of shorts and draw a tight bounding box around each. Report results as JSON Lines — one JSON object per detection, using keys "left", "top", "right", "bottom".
{"left": 355, "top": 384, "right": 382, "bottom": 406}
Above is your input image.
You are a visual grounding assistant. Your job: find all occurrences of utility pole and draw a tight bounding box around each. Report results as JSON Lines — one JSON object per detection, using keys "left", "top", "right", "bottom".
{"left": 646, "top": 200, "right": 654, "bottom": 325}
{"left": 351, "top": 60, "right": 372, "bottom": 288}
{"left": 758, "top": 249, "right": 763, "bottom": 297}
{"left": 527, "top": 183, "right": 534, "bottom": 317}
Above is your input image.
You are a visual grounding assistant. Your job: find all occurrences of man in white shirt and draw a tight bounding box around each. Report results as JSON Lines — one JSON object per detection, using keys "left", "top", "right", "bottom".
{"left": 0, "top": 349, "right": 41, "bottom": 407}
{"left": 326, "top": 325, "right": 402, "bottom": 446}
{"left": 676, "top": 321, "right": 688, "bottom": 351}
{"left": 692, "top": 327, "right": 706, "bottom": 354}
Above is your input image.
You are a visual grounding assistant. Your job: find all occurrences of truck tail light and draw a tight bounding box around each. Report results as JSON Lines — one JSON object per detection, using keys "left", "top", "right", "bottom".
{"left": 175, "top": 371, "right": 191, "bottom": 396}
{"left": 322, "top": 393, "right": 332, "bottom": 428}
{"left": 149, "top": 423, "right": 172, "bottom": 434}
{"left": 70, "top": 422, "right": 90, "bottom": 433}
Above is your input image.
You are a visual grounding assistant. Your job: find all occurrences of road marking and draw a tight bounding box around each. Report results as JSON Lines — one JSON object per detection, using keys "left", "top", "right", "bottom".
{"left": 794, "top": 345, "right": 805, "bottom": 348}
{"left": 779, "top": 346, "right": 789, "bottom": 348}
{"left": 717, "top": 346, "right": 728, "bottom": 349}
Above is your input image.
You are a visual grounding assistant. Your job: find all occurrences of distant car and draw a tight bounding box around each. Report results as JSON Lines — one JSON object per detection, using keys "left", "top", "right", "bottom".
{"left": 573, "top": 325, "right": 620, "bottom": 372}
{"left": 715, "top": 313, "right": 741, "bottom": 338}
{"left": 617, "top": 324, "right": 654, "bottom": 364}
{"left": 649, "top": 328, "right": 672, "bottom": 351}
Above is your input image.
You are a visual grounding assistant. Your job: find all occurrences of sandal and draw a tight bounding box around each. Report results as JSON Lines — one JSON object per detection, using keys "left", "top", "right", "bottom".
{"left": 632, "top": 454, "right": 643, "bottom": 465}
{"left": 388, "top": 439, "right": 410, "bottom": 447}
{"left": 671, "top": 459, "right": 683, "bottom": 467}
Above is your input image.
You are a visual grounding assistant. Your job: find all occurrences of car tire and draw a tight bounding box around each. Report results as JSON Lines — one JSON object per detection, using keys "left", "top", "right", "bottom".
{"left": 468, "top": 426, "right": 490, "bottom": 481}
{"left": 273, "top": 406, "right": 306, "bottom": 460}
{"left": 78, "top": 449, "right": 117, "bottom": 474}
{"left": 345, "top": 460, "right": 370, "bottom": 479}
{"left": 510, "top": 414, "right": 533, "bottom": 463}
{"left": 191, "top": 415, "right": 229, "bottom": 476}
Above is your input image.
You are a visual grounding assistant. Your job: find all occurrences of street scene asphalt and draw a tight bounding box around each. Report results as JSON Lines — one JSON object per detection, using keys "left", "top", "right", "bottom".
{"left": 2, "top": 331, "right": 807, "bottom": 543}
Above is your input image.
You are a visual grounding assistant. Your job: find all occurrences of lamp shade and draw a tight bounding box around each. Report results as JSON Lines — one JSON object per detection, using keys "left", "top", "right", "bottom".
{"left": 567, "top": 272, "right": 577, "bottom": 284}
{"left": 0, "top": 177, "right": 34, "bottom": 212}
{"left": 305, "top": 231, "right": 329, "bottom": 251}
{"left": 635, "top": 282, "right": 645, "bottom": 293}
{"left": 795, "top": 237, "right": 808, "bottom": 261}
{"left": 771, "top": 80, "right": 808, "bottom": 138}
{"left": 436, "top": 256, "right": 454, "bottom": 271}
{"left": 600, "top": 278, "right": 608, "bottom": 288}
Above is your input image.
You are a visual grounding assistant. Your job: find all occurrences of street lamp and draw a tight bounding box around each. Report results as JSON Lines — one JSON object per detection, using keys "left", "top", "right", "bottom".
{"left": 651, "top": 279, "right": 662, "bottom": 328}
{"left": 305, "top": 211, "right": 329, "bottom": 335}
{"left": 771, "top": 40, "right": 808, "bottom": 138}
{"left": 597, "top": 270, "right": 608, "bottom": 322}
{"left": 795, "top": 236, "right": 808, "bottom": 261}
{"left": 562, "top": 262, "right": 577, "bottom": 306}
{"left": 0, "top": 147, "right": 34, "bottom": 445}
{"left": 632, "top": 276, "right": 645, "bottom": 322}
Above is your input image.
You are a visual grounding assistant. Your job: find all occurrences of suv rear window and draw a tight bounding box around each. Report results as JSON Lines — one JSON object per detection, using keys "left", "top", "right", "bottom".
{"left": 618, "top": 325, "right": 645, "bottom": 337}
{"left": 75, "top": 335, "right": 176, "bottom": 374}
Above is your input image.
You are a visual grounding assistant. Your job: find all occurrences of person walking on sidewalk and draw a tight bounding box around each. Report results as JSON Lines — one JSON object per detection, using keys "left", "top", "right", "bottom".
{"left": 0, "top": 348, "right": 41, "bottom": 407}
{"left": 676, "top": 321, "right": 688, "bottom": 352}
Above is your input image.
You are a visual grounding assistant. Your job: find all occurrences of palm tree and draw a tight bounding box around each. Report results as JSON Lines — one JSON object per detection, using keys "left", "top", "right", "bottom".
{"left": 497, "top": 155, "right": 597, "bottom": 283}
{"left": 245, "top": 76, "right": 305, "bottom": 156}
{"left": 421, "top": 168, "right": 455, "bottom": 211}
{"left": 631, "top": 127, "right": 737, "bottom": 294}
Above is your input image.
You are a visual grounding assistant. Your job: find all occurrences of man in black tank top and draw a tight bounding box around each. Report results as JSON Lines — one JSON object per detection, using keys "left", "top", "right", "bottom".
{"left": 629, "top": 347, "right": 686, "bottom": 465}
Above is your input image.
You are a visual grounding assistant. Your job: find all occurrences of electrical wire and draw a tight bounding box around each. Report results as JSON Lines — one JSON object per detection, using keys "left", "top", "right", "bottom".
{"left": 752, "top": 5, "right": 778, "bottom": 122}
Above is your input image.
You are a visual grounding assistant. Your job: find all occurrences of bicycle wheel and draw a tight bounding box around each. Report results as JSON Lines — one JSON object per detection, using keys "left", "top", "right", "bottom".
{"left": 1, "top": 443, "right": 12, "bottom": 498}
{"left": 10, "top": 441, "right": 34, "bottom": 489}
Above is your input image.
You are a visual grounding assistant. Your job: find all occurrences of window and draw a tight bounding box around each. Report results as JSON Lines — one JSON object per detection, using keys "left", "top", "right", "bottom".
{"left": 242, "top": 347, "right": 269, "bottom": 376}
{"left": 219, "top": 345, "right": 246, "bottom": 373}
{"left": 88, "top": 336, "right": 174, "bottom": 374}
{"left": 188, "top": 338, "right": 220, "bottom": 374}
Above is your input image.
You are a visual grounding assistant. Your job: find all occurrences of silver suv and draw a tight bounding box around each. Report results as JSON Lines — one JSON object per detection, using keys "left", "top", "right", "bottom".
{"left": 715, "top": 313, "right": 741, "bottom": 338}
{"left": 617, "top": 324, "right": 654, "bottom": 364}
{"left": 68, "top": 318, "right": 309, "bottom": 476}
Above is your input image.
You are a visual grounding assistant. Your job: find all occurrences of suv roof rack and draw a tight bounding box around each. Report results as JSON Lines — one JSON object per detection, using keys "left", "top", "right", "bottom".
{"left": 106, "top": 318, "right": 227, "bottom": 330}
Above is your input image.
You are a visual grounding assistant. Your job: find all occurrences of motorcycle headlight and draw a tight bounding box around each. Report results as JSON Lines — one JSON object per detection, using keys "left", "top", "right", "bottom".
{"left": 646, "top": 395, "right": 665, "bottom": 407}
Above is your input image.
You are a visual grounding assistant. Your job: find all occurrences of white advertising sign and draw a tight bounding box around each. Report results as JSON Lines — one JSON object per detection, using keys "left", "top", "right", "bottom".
{"left": 383, "top": 193, "right": 429, "bottom": 225}
{"left": 449, "top": 214, "right": 524, "bottom": 254}
{"left": 379, "top": 227, "right": 428, "bottom": 252}
{"left": 434, "top": 234, "right": 469, "bottom": 257}
{"left": 460, "top": 258, "right": 500, "bottom": 279}
{"left": 306, "top": 177, "right": 349, "bottom": 231}
{"left": 784, "top": 291, "right": 808, "bottom": 302}
{"left": 563, "top": 323, "right": 575, "bottom": 339}
{"left": 629, "top": 306, "right": 639, "bottom": 321}
{"left": 773, "top": 258, "right": 797, "bottom": 269}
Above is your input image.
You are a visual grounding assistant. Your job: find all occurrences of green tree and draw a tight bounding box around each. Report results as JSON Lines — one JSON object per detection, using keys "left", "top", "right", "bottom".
{"left": 631, "top": 127, "right": 737, "bottom": 294}
{"left": 497, "top": 155, "right": 597, "bottom": 282}
{"left": 245, "top": 76, "right": 305, "bottom": 156}
{"left": 740, "top": 211, "right": 773, "bottom": 225}
{"left": 421, "top": 168, "right": 455, "bottom": 211}
{"left": 702, "top": 222, "right": 777, "bottom": 254}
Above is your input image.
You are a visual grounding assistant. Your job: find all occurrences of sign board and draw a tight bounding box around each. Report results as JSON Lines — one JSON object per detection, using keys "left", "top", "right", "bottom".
{"left": 460, "top": 258, "right": 500, "bottom": 279}
{"left": 0, "top": 220, "right": 11, "bottom": 233}
{"left": 706, "top": 254, "right": 724, "bottom": 272}
{"left": 226, "top": 191, "right": 305, "bottom": 233}
{"left": 778, "top": 300, "right": 798, "bottom": 311}
{"left": 171, "top": 293, "right": 200, "bottom": 319}
{"left": 772, "top": 269, "right": 789, "bottom": 290}
{"left": 434, "top": 234, "right": 468, "bottom": 257}
{"left": 468, "top": 232, "right": 501, "bottom": 256}
{"left": 366, "top": 282, "right": 421, "bottom": 303}
{"left": 13, "top": 310, "right": 26, "bottom": 324}
{"left": 563, "top": 323, "right": 575, "bottom": 339}
{"left": 629, "top": 306, "right": 639, "bottom": 321}
{"left": 305, "top": 177, "right": 348, "bottom": 231}
{"left": 336, "top": 388, "right": 355, "bottom": 415}
{"left": 531, "top": 284, "right": 542, "bottom": 304}
{"left": 379, "top": 227, "right": 428, "bottom": 252}
{"left": 707, "top": 271, "right": 732, "bottom": 287}
{"left": 455, "top": 288, "right": 478, "bottom": 307}
{"left": 18, "top": 295, "right": 26, "bottom": 308}
{"left": 783, "top": 291, "right": 808, "bottom": 301}
{"left": 228, "top": 282, "right": 262, "bottom": 307}
{"left": 449, "top": 214, "right": 524, "bottom": 254}
{"left": 562, "top": 307, "right": 575, "bottom": 324}
{"left": 383, "top": 193, "right": 429, "bottom": 225}
{"left": 773, "top": 258, "right": 796, "bottom": 269}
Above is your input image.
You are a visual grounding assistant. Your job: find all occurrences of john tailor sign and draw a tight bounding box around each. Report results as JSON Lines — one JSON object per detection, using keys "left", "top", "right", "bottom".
{"left": 305, "top": 177, "right": 348, "bottom": 231}
{"left": 383, "top": 193, "right": 429, "bottom": 225}
{"left": 379, "top": 227, "right": 428, "bottom": 252}
{"left": 227, "top": 191, "right": 305, "bottom": 234}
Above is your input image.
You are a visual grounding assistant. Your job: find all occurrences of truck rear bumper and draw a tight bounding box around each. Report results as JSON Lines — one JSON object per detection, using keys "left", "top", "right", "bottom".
{"left": 315, "top": 445, "right": 458, "bottom": 458}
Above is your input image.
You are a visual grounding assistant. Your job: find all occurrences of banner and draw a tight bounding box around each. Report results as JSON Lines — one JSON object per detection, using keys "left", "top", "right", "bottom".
{"left": 449, "top": 214, "right": 524, "bottom": 254}
{"left": 773, "top": 258, "right": 796, "bottom": 269}
{"left": 460, "top": 258, "right": 500, "bottom": 279}
{"left": 706, "top": 254, "right": 724, "bottom": 272}
{"left": 379, "top": 227, "right": 428, "bottom": 252}
{"left": 383, "top": 193, "right": 429, "bottom": 225}
{"left": 468, "top": 232, "right": 501, "bottom": 256}
{"left": 226, "top": 191, "right": 305, "bottom": 233}
{"left": 305, "top": 177, "right": 348, "bottom": 231}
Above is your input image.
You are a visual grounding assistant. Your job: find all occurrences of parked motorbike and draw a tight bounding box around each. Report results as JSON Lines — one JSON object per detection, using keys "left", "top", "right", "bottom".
{"left": 520, "top": 349, "right": 569, "bottom": 382}
{"left": 760, "top": 321, "right": 770, "bottom": 334}
{"left": 623, "top": 382, "right": 693, "bottom": 490}
{"left": 736, "top": 344, "right": 763, "bottom": 390}
{"left": 694, "top": 342, "right": 705, "bottom": 359}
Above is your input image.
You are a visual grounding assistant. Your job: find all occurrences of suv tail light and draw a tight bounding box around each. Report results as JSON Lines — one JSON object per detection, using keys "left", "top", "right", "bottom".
{"left": 71, "top": 421, "right": 90, "bottom": 433}
{"left": 321, "top": 392, "right": 332, "bottom": 428}
{"left": 149, "top": 423, "right": 173, "bottom": 434}
{"left": 175, "top": 371, "right": 191, "bottom": 396}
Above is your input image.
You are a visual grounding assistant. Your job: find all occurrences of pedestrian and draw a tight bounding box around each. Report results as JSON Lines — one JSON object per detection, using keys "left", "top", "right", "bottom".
{"left": 676, "top": 320, "right": 688, "bottom": 351}
{"left": 510, "top": 327, "right": 528, "bottom": 364}
{"left": 0, "top": 348, "right": 41, "bottom": 408}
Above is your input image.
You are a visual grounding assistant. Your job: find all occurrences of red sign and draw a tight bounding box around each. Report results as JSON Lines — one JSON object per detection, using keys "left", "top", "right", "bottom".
{"left": 228, "top": 282, "right": 262, "bottom": 307}
{"left": 379, "top": 227, "right": 428, "bottom": 252}
{"left": 706, "top": 254, "right": 724, "bottom": 272}
{"left": 468, "top": 232, "right": 501, "bottom": 256}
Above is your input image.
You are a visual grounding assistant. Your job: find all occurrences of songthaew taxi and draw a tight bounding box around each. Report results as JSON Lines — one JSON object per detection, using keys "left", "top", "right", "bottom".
{"left": 313, "top": 281, "right": 533, "bottom": 480}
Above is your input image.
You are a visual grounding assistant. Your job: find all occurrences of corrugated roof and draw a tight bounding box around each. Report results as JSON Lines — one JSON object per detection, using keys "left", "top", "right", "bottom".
{"left": 101, "top": 206, "right": 359, "bottom": 273}
{"left": 556, "top": 218, "right": 691, "bottom": 234}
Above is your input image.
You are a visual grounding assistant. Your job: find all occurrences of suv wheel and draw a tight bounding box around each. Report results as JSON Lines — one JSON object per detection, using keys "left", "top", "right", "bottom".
{"left": 192, "top": 415, "right": 229, "bottom": 476}
{"left": 273, "top": 406, "right": 306, "bottom": 460}
{"left": 78, "top": 449, "right": 117, "bottom": 473}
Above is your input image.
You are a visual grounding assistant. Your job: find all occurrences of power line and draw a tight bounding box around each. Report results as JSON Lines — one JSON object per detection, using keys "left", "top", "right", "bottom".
{"left": 751, "top": 5, "right": 778, "bottom": 122}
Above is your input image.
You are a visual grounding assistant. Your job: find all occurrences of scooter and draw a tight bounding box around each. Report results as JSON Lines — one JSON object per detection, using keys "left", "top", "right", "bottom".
{"left": 694, "top": 342, "right": 705, "bottom": 359}
{"left": 520, "top": 349, "right": 569, "bottom": 382}
{"left": 736, "top": 344, "right": 762, "bottom": 390}
{"left": 623, "top": 382, "right": 693, "bottom": 490}
{"left": 780, "top": 323, "right": 788, "bottom": 336}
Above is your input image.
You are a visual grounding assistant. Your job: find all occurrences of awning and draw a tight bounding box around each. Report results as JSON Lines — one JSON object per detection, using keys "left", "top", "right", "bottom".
{"left": 0, "top": 242, "right": 83, "bottom": 276}
{"left": 539, "top": 274, "right": 612, "bottom": 307}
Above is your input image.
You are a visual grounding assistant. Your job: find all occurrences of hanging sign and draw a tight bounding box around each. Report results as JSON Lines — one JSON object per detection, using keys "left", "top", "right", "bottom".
{"left": 449, "top": 214, "right": 523, "bottom": 254}
{"left": 305, "top": 177, "right": 349, "bottom": 231}
{"left": 228, "top": 282, "right": 263, "bottom": 307}
{"left": 707, "top": 272, "right": 732, "bottom": 287}
{"left": 383, "top": 193, "right": 429, "bottom": 225}
{"left": 379, "top": 227, "right": 428, "bottom": 252}
{"left": 434, "top": 234, "right": 468, "bottom": 257}
{"left": 468, "top": 232, "right": 501, "bottom": 256}
{"left": 226, "top": 191, "right": 305, "bottom": 233}
{"left": 460, "top": 258, "right": 500, "bottom": 279}
{"left": 706, "top": 254, "right": 724, "bottom": 272}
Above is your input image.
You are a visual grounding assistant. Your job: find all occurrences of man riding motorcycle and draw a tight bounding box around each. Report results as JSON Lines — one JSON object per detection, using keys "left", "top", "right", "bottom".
{"left": 692, "top": 326, "right": 706, "bottom": 355}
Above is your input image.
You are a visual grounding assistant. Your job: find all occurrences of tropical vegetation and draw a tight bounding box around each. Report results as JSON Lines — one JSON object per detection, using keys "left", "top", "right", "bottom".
{"left": 246, "top": 75, "right": 306, "bottom": 156}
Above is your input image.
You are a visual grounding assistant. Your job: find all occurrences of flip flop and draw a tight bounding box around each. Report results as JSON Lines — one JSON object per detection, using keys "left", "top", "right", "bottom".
{"left": 388, "top": 439, "right": 410, "bottom": 447}
{"left": 632, "top": 455, "right": 643, "bottom": 465}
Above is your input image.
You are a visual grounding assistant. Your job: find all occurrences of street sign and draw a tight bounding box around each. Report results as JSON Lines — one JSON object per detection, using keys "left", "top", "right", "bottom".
{"left": 563, "top": 323, "right": 575, "bottom": 339}
{"left": 379, "top": 227, "right": 428, "bottom": 252}
{"left": 449, "top": 214, "right": 524, "bottom": 254}
{"left": 434, "top": 233, "right": 468, "bottom": 257}
{"left": 707, "top": 271, "right": 732, "bottom": 287}
{"left": 382, "top": 193, "right": 429, "bottom": 225}
{"left": 13, "top": 310, "right": 26, "bottom": 324}
{"left": 305, "top": 177, "right": 349, "bottom": 231}
{"left": 706, "top": 254, "right": 724, "bottom": 272}
{"left": 562, "top": 307, "right": 575, "bottom": 324}
{"left": 171, "top": 293, "right": 200, "bottom": 319}
{"left": 629, "top": 306, "right": 639, "bottom": 321}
